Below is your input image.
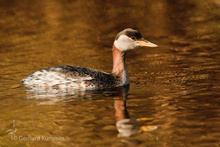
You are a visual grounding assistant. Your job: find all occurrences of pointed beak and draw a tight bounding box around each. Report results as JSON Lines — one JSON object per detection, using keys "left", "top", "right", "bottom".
{"left": 136, "top": 39, "right": 158, "bottom": 47}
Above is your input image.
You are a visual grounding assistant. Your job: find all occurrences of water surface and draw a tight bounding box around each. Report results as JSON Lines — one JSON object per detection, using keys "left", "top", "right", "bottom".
{"left": 0, "top": 0, "right": 220, "bottom": 146}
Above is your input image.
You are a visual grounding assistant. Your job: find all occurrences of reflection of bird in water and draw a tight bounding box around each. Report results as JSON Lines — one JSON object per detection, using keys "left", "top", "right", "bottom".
{"left": 114, "top": 86, "right": 157, "bottom": 138}
{"left": 21, "top": 28, "right": 157, "bottom": 92}
{"left": 116, "top": 118, "right": 158, "bottom": 138}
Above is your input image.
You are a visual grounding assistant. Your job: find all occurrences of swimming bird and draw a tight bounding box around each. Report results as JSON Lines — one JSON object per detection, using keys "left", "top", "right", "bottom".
{"left": 21, "top": 28, "right": 157, "bottom": 91}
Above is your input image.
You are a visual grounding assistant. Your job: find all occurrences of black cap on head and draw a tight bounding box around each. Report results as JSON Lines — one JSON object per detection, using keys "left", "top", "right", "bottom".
{"left": 115, "top": 28, "right": 142, "bottom": 40}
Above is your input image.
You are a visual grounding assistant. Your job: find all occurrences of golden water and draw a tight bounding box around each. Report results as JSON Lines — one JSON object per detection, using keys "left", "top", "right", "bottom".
{"left": 0, "top": 0, "right": 219, "bottom": 146}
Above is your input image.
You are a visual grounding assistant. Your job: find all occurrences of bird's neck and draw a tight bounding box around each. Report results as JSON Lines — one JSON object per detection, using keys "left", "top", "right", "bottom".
{"left": 112, "top": 44, "right": 129, "bottom": 86}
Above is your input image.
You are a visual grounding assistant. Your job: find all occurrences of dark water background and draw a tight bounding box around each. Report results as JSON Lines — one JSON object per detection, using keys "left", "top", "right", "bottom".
{"left": 0, "top": 0, "right": 219, "bottom": 146}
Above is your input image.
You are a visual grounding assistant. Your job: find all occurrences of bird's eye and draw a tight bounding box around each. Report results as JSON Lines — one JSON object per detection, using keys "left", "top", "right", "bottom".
{"left": 130, "top": 36, "right": 136, "bottom": 40}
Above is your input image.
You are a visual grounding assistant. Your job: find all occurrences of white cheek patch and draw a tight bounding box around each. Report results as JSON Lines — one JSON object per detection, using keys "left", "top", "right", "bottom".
{"left": 114, "top": 35, "right": 140, "bottom": 51}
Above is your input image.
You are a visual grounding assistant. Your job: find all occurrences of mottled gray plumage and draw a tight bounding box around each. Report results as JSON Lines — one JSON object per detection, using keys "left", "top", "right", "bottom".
{"left": 21, "top": 65, "right": 118, "bottom": 90}
{"left": 44, "top": 65, "right": 117, "bottom": 88}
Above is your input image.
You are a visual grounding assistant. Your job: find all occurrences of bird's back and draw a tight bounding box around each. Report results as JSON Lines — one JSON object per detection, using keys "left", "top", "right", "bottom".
{"left": 21, "top": 65, "right": 116, "bottom": 91}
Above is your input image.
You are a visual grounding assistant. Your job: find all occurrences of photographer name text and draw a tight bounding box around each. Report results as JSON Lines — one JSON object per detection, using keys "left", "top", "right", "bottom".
{"left": 11, "top": 135, "right": 64, "bottom": 141}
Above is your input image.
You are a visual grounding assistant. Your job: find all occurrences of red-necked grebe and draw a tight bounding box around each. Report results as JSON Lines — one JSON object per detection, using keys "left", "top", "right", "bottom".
{"left": 21, "top": 28, "right": 158, "bottom": 90}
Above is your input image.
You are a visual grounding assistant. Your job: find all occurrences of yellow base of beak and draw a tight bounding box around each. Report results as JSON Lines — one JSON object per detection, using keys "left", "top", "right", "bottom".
{"left": 137, "top": 40, "right": 158, "bottom": 47}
